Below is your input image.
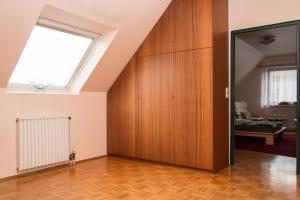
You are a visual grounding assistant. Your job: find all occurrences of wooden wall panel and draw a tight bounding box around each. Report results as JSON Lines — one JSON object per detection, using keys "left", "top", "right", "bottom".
{"left": 107, "top": 72, "right": 122, "bottom": 155}
{"left": 134, "top": 49, "right": 214, "bottom": 168}
{"left": 172, "top": 51, "right": 198, "bottom": 167}
{"left": 135, "top": 56, "right": 155, "bottom": 160}
{"left": 172, "top": 0, "right": 194, "bottom": 52}
{"left": 137, "top": 0, "right": 212, "bottom": 58}
{"left": 136, "top": 3, "right": 173, "bottom": 57}
{"left": 108, "top": 0, "right": 228, "bottom": 171}
{"left": 212, "top": 0, "right": 229, "bottom": 171}
{"left": 135, "top": 54, "right": 175, "bottom": 162}
{"left": 195, "top": 48, "right": 214, "bottom": 170}
{"left": 193, "top": 0, "right": 213, "bottom": 49}
{"left": 108, "top": 58, "right": 137, "bottom": 157}
{"left": 156, "top": 54, "right": 175, "bottom": 164}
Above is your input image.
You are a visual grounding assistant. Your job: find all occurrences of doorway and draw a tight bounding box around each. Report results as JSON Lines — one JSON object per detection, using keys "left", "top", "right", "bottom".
{"left": 230, "top": 21, "right": 300, "bottom": 174}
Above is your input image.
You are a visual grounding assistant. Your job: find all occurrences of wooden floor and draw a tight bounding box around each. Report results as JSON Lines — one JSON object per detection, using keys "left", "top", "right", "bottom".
{"left": 0, "top": 150, "right": 299, "bottom": 200}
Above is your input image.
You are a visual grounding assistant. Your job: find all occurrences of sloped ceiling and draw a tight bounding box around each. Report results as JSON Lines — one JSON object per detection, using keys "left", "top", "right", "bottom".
{"left": 235, "top": 37, "right": 264, "bottom": 84}
{"left": 0, "top": 0, "right": 171, "bottom": 92}
{"left": 235, "top": 25, "right": 297, "bottom": 85}
{"left": 237, "top": 25, "right": 297, "bottom": 56}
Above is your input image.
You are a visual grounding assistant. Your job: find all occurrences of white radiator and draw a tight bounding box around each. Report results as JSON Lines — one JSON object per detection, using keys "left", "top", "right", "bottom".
{"left": 17, "top": 116, "right": 70, "bottom": 171}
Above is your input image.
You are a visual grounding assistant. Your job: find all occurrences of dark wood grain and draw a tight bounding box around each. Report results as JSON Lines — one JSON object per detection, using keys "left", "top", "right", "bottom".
{"left": 212, "top": 0, "right": 229, "bottom": 172}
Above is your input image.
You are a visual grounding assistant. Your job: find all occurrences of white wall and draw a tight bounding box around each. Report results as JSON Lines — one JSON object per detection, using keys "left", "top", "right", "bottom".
{"left": 0, "top": 90, "right": 107, "bottom": 179}
{"left": 235, "top": 37, "right": 264, "bottom": 84}
{"left": 229, "top": 0, "right": 300, "bottom": 31}
{"left": 259, "top": 54, "right": 297, "bottom": 67}
{"left": 236, "top": 65, "right": 264, "bottom": 116}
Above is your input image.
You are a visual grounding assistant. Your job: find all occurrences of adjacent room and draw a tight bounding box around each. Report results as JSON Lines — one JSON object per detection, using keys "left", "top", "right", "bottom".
{"left": 234, "top": 25, "right": 298, "bottom": 158}
{"left": 0, "top": 0, "right": 300, "bottom": 200}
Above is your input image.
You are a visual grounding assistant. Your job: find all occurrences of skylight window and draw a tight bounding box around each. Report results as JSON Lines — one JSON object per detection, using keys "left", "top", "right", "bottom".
{"left": 9, "top": 18, "right": 98, "bottom": 91}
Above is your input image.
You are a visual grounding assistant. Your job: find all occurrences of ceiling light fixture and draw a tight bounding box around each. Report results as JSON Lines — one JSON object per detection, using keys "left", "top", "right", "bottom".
{"left": 259, "top": 35, "right": 276, "bottom": 45}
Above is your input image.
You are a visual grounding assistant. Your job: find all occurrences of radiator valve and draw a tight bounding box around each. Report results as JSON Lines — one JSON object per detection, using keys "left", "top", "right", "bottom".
{"left": 69, "top": 151, "right": 76, "bottom": 166}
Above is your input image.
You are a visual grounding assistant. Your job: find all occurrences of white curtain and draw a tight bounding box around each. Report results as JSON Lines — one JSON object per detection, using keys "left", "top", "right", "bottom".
{"left": 261, "top": 67, "right": 297, "bottom": 107}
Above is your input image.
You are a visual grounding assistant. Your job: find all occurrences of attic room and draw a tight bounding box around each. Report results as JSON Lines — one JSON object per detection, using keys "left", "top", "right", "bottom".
{"left": 234, "top": 25, "right": 297, "bottom": 157}
{"left": 1, "top": 0, "right": 300, "bottom": 199}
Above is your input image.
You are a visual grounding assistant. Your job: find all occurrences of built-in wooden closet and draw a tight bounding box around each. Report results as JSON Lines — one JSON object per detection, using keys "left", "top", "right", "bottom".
{"left": 107, "top": 0, "right": 228, "bottom": 172}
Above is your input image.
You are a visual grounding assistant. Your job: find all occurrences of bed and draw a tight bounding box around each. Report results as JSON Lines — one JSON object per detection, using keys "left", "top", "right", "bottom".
{"left": 235, "top": 119, "right": 286, "bottom": 145}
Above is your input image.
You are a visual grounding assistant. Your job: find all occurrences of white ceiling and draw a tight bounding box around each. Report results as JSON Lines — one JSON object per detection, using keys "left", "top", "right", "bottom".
{"left": 0, "top": 0, "right": 172, "bottom": 91}
{"left": 237, "top": 25, "right": 297, "bottom": 56}
{"left": 235, "top": 37, "right": 264, "bottom": 84}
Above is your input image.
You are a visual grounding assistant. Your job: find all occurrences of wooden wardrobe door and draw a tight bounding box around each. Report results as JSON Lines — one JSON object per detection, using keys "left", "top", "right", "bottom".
{"left": 172, "top": 50, "right": 198, "bottom": 168}
{"left": 195, "top": 48, "right": 214, "bottom": 170}
{"left": 108, "top": 58, "right": 137, "bottom": 157}
{"left": 107, "top": 77, "right": 122, "bottom": 155}
{"left": 172, "top": 0, "right": 194, "bottom": 52}
{"left": 193, "top": 0, "right": 213, "bottom": 49}
{"left": 137, "top": 0, "right": 194, "bottom": 57}
{"left": 135, "top": 56, "right": 155, "bottom": 160}
{"left": 136, "top": 54, "right": 174, "bottom": 162}
{"left": 157, "top": 54, "right": 175, "bottom": 163}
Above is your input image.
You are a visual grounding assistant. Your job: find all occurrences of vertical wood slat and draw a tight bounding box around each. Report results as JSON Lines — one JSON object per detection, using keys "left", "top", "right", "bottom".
{"left": 17, "top": 116, "right": 70, "bottom": 171}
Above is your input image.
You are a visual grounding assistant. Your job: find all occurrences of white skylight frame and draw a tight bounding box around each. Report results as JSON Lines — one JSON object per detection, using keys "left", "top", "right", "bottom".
{"left": 8, "top": 18, "right": 99, "bottom": 94}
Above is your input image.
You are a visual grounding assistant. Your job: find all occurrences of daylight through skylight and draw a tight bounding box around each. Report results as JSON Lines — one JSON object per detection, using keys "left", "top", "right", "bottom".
{"left": 9, "top": 24, "right": 93, "bottom": 88}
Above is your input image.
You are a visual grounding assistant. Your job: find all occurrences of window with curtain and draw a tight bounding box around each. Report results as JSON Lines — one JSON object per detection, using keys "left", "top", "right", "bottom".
{"left": 261, "top": 67, "right": 297, "bottom": 107}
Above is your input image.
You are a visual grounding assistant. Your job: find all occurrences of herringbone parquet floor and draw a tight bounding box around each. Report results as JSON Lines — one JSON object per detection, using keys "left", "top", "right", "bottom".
{"left": 0, "top": 150, "right": 299, "bottom": 200}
